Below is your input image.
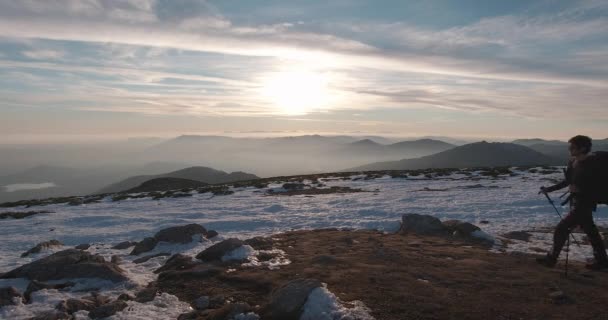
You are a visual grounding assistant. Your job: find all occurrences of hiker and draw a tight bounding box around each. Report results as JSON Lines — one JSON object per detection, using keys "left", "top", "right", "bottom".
{"left": 537, "top": 135, "right": 608, "bottom": 270}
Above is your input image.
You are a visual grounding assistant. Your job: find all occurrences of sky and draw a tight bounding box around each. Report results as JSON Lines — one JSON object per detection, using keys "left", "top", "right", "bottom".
{"left": 0, "top": 0, "right": 607, "bottom": 143}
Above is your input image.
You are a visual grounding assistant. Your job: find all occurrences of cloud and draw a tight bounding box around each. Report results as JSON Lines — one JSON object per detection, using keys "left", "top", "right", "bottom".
{"left": 22, "top": 49, "right": 65, "bottom": 60}
{"left": 0, "top": 0, "right": 606, "bottom": 124}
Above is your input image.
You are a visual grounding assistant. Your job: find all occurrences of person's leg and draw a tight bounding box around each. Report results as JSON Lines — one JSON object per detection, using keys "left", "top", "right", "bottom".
{"left": 579, "top": 214, "right": 608, "bottom": 268}
{"left": 537, "top": 212, "right": 578, "bottom": 267}
{"left": 550, "top": 213, "right": 578, "bottom": 259}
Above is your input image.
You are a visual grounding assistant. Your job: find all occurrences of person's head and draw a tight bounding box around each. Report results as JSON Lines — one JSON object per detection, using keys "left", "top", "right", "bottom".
{"left": 568, "top": 135, "right": 592, "bottom": 156}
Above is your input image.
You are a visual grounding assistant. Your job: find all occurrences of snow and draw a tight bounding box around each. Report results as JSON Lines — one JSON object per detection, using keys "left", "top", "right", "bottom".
{"left": 300, "top": 285, "right": 374, "bottom": 320}
{"left": 1, "top": 167, "right": 607, "bottom": 318}
{"left": 222, "top": 245, "right": 256, "bottom": 262}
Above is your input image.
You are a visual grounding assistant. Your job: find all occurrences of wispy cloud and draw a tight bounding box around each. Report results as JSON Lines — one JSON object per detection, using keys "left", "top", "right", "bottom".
{"left": 0, "top": 0, "right": 607, "bottom": 138}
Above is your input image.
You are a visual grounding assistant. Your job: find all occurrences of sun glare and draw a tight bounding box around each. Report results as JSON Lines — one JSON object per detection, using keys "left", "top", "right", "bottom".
{"left": 260, "top": 69, "right": 330, "bottom": 115}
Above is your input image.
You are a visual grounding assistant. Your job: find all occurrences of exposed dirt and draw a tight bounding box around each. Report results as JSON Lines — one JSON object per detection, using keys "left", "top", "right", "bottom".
{"left": 155, "top": 229, "right": 608, "bottom": 320}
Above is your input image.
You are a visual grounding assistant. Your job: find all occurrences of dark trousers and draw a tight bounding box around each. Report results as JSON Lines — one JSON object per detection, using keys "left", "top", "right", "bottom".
{"left": 551, "top": 195, "right": 608, "bottom": 263}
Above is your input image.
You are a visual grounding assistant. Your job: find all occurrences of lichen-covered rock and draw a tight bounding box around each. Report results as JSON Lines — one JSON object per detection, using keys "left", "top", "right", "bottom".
{"left": 154, "top": 253, "right": 197, "bottom": 274}
{"left": 25, "top": 280, "right": 75, "bottom": 303}
{"left": 196, "top": 238, "right": 244, "bottom": 262}
{"left": 268, "top": 279, "right": 322, "bottom": 319}
{"left": 154, "top": 224, "right": 207, "bottom": 244}
{"left": 443, "top": 220, "right": 481, "bottom": 237}
{"left": 113, "top": 241, "right": 137, "bottom": 250}
{"left": 130, "top": 237, "right": 159, "bottom": 256}
{"left": 88, "top": 300, "right": 128, "bottom": 319}
{"left": 400, "top": 214, "right": 447, "bottom": 235}
{"left": 21, "top": 240, "right": 63, "bottom": 257}
{"left": 1, "top": 249, "right": 127, "bottom": 282}
{"left": 0, "top": 286, "right": 22, "bottom": 307}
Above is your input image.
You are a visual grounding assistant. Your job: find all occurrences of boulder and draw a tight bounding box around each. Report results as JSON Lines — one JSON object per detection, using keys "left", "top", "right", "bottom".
{"left": 244, "top": 237, "right": 274, "bottom": 250}
{"left": 133, "top": 252, "right": 171, "bottom": 264}
{"left": 400, "top": 214, "right": 447, "bottom": 236}
{"left": 1, "top": 249, "right": 127, "bottom": 282}
{"left": 206, "top": 230, "right": 219, "bottom": 239}
{"left": 25, "top": 280, "right": 75, "bottom": 303}
{"left": 29, "top": 310, "right": 70, "bottom": 320}
{"left": 113, "top": 241, "right": 137, "bottom": 250}
{"left": 135, "top": 287, "right": 159, "bottom": 303}
{"left": 193, "top": 296, "right": 210, "bottom": 310}
{"left": 56, "top": 298, "right": 96, "bottom": 314}
{"left": 0, "top": 286, "right": 22, "bottom": 307}
{"left": 130, "top": 237, "right": 159, "bottom": 256}
{"left": 154, "top": 224, "right": 207, "bottom": 244}
{"left": 117, "top": 293, "right": 135, "bottom": 301}
{"left": 443, "top": 220, "right": 481, "bottom": 237}
{"left": 196, "top": 238, "right": 244, "bottom": 262}
{"left": 74, "top": 244, "right": 90, "bottom": 250}
{"left": 154, "top": 253, "right": 198, "bottom": 274}
{"left": 111, "top": 255, "right": 122, "bottom": 264}
{"left": 502, "top": 231, "right": 533, "bottom": 242}
{"left": 21, "top": 240, "right": 63, "bottom": 257}
{"left": 282, "top": 183, "right": 306, "bottom": 190}
{"left": 88, "top": 300, "right": 128, "bottom": 319}
{"left": 268, "top": 279, "right": 322, "bottom": 319}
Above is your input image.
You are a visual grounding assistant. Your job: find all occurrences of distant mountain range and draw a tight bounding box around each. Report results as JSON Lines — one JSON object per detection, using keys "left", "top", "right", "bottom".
{"left": 125, "top": 177, "right": 208, "bottom": 193}
{"left": 348, "top": 141, "right": 561, "bottom": 171}
{"left": 97, "top": 166, "right": 259, "bottom": 194}
{"left": 511, "top": 138, "right": 608, "bottom": 160}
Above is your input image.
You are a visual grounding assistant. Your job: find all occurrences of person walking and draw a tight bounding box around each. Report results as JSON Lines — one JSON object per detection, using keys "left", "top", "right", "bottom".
{"left": 537, "top": 135, "right": 608, "bottom": 270}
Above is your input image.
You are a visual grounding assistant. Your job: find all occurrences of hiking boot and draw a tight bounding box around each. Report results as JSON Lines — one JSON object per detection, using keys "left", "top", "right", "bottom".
{"left": 536, "top": 254, "right": 557, "bottom": 268}
{"left": 585, "top": 260, "right": 608, "bottom": 271}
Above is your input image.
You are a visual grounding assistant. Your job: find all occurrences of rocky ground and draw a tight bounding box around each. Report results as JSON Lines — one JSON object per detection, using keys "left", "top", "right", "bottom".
{"left": 1, "top": 214, "right": 608, "bottom": 319}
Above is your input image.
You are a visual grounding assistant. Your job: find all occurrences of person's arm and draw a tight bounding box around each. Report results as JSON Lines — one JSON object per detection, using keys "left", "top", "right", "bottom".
{"left": 541, "top": 180, "right": 568, "bottom": 193}
{"left": 539, "top": 160, "right": 572, "bottom": 194}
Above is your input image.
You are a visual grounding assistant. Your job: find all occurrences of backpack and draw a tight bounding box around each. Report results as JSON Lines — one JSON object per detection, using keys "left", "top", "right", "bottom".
{"left": 589, "top": 151, "right": 608, "bottom": 204}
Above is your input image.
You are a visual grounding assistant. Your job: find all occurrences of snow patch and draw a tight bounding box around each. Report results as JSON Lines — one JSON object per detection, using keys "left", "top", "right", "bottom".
{"left": 222, "top": 245, "right": 256, "bottom": 262}
{"left": 111, "top": 292, "right": 192, "bottom": 320}
{"left": 471, "top": 230, "right": 495, "bottom": 243}
{"left": 242, "top": 249, "right": 291, "bottom": 270}
{"left": 300, "top": 285, "right": 374, "bottom": 320}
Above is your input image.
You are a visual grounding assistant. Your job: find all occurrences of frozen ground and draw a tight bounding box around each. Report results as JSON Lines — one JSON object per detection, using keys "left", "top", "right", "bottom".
{"left": 1, "top": 167, "right": 607, "bottom": 319}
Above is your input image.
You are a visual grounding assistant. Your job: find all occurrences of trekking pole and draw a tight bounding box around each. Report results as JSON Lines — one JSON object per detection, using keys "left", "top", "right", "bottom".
{"left": 543, "top": 192, "right": 581, "bottom": 248}
{"left": 565, "top": 236, "right": 570, "bottom": 278}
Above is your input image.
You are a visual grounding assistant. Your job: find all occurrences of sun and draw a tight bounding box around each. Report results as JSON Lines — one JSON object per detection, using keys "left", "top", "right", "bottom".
{"left": 260, "top": 69, "right": 329, "bottom": 115}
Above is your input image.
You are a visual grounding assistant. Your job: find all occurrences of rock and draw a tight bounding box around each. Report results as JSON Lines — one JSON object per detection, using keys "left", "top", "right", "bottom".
{"left": 311, "top": 255, "right": 339, "bottom": 265}
{"left": 113, "top": 241, "right": 137, "bottom": 250}
{"left": 244, "top": 237, "right": 273, "bottom": 250}
{"left": 133, "top": 252, "right": 171, "bottom": 264}
{"left": 88, "top": 300, "right": 128, "bottom": 319}
{"left": 29, "top": 310, "right": 70, "bottom": 320}
{"left": 268, "top": 279, "right": 322, "bottom": 319}
{"left": 282, "top": 183, "right": 306, "bottom": 190}
{"left": 135, "top": 287, "right": 159, "bottom": 303}
{"left": 21, "top": 240, "right": 63, "bottom": 257}
{"left": 206, "top": 230, "right": 219, "bottom": 239}
{"left": 111, "top": 255, "right": 122, "bottom": 264}
{"left": 1, "top": 249, "right": 127, "bottom": 282}
{"left": 25, "top": 280, "right": 75, "bottom": 303}
{"left": 154, "top": 253, "right": 197, "bottom": 274}
{"left": 0, "top": 286, "right": 22, "bottom": 307}
{"left": 117, "top": 293, "right": 135, "bottom": 301}
{"left": 56, "top": 298, "right": 96, "bottom": 314}
{"left": 443, "top": 220, "right": 481, "bottom": 237}
{"left": 503, "top": 231, "right": 533, "bottom": 242}
{"left": 130, "top": 237, "right": 159, "bottom": 256}
{"left": 75, "top": 243, "right": 90, "bottom": 250}
{"left": 400, "top": 214, "right": 447, "bottom": 236}
{"left": 196, "top": 238, "right": 244, "bottom": 262}
{"left": 193, "top": 295, "right": 210, "bottom": 310}
{"left": 209, "top": 294, "right": 226, "bottom": 308}
{"left": 205, "top": 302, "right": 252, "bottom": 320}
{"left": 154, "top": 224, "right": 207, "bottom": 244}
